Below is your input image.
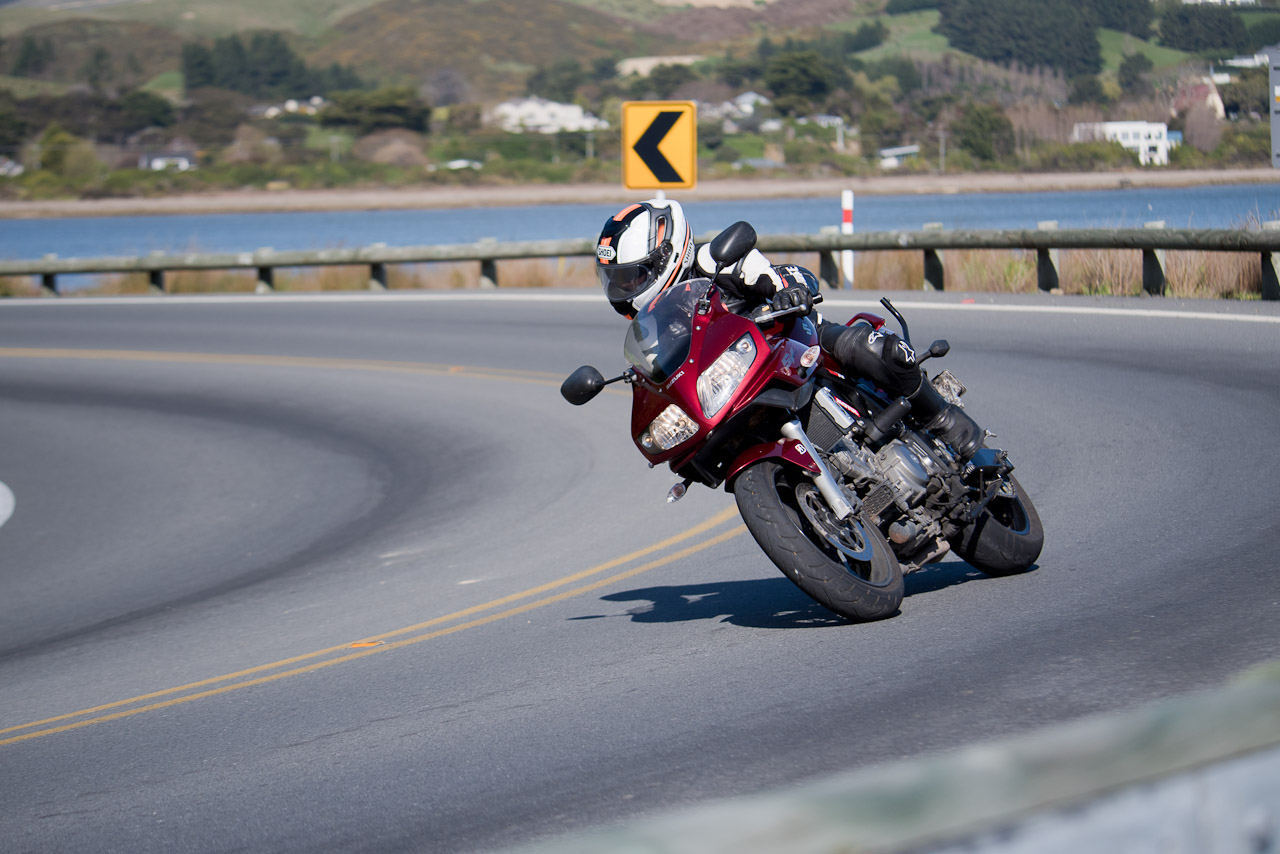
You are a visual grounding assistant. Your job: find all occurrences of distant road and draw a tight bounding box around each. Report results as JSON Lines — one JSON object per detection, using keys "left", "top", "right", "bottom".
{"left": 3, "top": 168, "right": 1280, "bottom": 219}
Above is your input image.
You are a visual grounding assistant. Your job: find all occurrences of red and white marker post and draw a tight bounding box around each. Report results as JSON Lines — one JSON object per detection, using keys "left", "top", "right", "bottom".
{"left": 841, "top": 189, "right": 854, "bottom": 288}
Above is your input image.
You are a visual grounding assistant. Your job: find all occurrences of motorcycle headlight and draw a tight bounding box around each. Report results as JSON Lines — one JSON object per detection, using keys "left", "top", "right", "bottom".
{"left": 640, "top": 403, "right": 699, "bottom": 452}
{"left": 697, "top": 334, "right": 757, "bottom": 418}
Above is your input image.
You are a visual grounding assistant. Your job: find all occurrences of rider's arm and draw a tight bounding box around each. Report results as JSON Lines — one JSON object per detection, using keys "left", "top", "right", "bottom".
{"left": 694, "top": 244, "right": 781, "bottom": 307}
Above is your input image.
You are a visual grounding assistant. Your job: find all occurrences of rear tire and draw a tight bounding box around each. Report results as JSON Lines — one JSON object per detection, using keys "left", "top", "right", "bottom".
{"left": 952, "top": 475, "right": 1044, "bottom": 576}
{"left": 734, "top": 461, "right": 903, "bottom": 622}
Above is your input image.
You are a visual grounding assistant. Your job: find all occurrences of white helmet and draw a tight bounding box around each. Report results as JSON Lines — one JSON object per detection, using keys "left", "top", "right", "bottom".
{"left": 595, "top": 198, "right": 694, "bottom": 317}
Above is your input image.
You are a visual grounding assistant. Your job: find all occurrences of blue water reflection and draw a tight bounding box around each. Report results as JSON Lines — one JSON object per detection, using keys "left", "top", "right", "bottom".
{"left": 3, "top": 182, "right": 1276, "bottom": 263}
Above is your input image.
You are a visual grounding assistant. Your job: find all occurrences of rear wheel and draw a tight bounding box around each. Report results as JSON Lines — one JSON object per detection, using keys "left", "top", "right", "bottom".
{"left": 952, "top": 475, "right": 1044, "bottom": 576}
{"left": 734, "top": 461, "right": 903, "bottom": 622}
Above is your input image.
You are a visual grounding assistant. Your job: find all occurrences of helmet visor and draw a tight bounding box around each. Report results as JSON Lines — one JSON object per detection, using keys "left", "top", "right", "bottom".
{"left": 597, "top": 241, "right": 672, "bottom": 304}
{"left": 598, "top": 259, "right": 659, "bottom": 303}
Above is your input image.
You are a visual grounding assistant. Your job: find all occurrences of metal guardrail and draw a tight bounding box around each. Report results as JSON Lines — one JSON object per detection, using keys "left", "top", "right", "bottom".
{"left": 2, "top": 228, "right": 1279, "bottom": 299}
{"left": 505, "top": 661, "right": 1280, "bottom": 854}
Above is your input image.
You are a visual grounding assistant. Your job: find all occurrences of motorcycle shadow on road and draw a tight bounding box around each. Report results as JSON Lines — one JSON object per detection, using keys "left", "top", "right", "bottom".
{"left": 572, "top": 559, "right": 1001, "bottom": 628}
{"left": 571, "top": 578, "right": 845, "bottom": 629}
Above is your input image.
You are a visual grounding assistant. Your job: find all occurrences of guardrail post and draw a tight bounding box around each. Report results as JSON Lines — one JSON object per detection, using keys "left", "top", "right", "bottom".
{"left": 818, "top": 250, "right": 840, "bottom": 290}
{"left": 1262, "top": 221, "right": 1280, "bottom": 301}
{"left": 369, "top": 262, "right": 387, "bottom": 291}
{"left": 1143, "top": 221, "right": 1167, "bottom": 296}
{"left": 40, "top": 254, "right": 57, "bottom": 296}
{"left": 255, "top": 247, "right": 275, "bottom": 294}
{"left": 478, "top": 238, "right": 498, "bottom": 288}
{"left": 1036, "top": 221, "right": 1060, "bottom": 292}
{"left": 922, "top": 223, "right": 944, "bottom": 291}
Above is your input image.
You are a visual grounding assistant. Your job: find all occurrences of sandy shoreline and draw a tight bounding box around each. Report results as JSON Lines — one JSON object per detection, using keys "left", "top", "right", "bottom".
{"left": 2, "top": 168, "right": 1278, "bottom": 219}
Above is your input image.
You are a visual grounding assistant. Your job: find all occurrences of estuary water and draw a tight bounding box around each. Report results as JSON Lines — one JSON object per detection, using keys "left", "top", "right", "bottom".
{"left": 2, "top": 181, "right": 1277, "bottom": 264}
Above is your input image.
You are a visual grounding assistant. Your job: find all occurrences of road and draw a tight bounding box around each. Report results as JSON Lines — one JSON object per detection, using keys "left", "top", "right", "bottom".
{"left": 1, "top": 290, "right": 1278, "bottom": 853}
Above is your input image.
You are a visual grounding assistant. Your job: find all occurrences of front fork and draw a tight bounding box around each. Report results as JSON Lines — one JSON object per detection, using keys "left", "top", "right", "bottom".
{"left": 779, "top": 420, "right": 856, "bottom": 521}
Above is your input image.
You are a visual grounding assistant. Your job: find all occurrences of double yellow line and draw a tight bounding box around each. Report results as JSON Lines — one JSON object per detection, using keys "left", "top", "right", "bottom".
{"left": 1, "top": 506, "right": 744, "bottom": 747}
{"left": 0, "top": 344, "right": 745, "bottom": 747}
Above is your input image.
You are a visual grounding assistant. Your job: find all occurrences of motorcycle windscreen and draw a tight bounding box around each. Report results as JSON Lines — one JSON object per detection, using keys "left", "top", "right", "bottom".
{"left": 622, "top": 277, "right": 712, "bottom": 383}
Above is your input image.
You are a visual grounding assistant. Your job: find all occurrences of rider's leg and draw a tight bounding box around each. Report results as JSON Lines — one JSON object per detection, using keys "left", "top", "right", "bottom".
{"left": 818, "top": 321, "right": 982, "bottom": 460}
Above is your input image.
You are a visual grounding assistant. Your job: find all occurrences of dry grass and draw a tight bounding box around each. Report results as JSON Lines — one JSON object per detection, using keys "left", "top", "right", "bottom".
{"left": 0, "top": 276, "right": 40, "bottom": 298}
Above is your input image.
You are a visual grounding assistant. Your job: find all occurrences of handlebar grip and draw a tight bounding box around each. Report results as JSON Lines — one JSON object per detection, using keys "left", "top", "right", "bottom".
{"left": 755, "top": 292, "right": 823, "bottom": 326}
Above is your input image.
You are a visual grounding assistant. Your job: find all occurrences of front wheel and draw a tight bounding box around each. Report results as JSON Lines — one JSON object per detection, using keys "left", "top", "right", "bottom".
{"left": 734, "top": 460, "right": 903, "bottom": 622}
{"left": 952, "top": 475, "right": 1044, "bottom": 576}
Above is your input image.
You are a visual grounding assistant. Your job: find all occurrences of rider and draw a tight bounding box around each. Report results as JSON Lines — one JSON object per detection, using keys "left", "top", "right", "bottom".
{"left": 594, "top": 197, "right": 982, "bottom": 460}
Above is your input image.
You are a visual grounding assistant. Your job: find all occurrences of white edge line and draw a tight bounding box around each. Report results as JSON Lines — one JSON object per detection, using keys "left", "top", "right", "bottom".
{"left": 0, "top": 481, "right": 14, "bottom": 530}
{"left": 0, "top": 291, "right": 1277, "bottom": 324}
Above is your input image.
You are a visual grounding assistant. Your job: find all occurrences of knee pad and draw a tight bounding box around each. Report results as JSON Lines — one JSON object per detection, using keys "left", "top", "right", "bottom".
{"left": 819, "top": 322, "right": 922, "bottom": 397}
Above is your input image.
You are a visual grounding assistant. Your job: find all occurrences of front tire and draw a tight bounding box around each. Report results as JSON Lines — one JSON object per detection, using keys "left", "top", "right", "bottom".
{"left": 734, "top": 461, "right": 903, "bottom": 622}
{"left": 952, "top": 475, "right": 1044, "bottom": 576}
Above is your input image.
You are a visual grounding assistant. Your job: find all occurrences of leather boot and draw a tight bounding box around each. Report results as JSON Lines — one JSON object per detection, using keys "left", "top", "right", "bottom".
{"left": 908, "top": 378, "right": 983, "bottom": 461}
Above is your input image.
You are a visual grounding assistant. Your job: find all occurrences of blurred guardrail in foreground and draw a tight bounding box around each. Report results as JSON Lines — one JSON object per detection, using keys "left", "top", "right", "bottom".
{"left": 506, "top": 662, "right": 1280, "bottom": 854}
{"left": 2, "top": 226, "right": 1279, "bottom": 299}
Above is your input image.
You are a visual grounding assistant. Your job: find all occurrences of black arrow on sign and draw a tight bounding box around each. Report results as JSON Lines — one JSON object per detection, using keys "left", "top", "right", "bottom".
{"left": 633, "top": 111, "right": 683, "bottom": 183}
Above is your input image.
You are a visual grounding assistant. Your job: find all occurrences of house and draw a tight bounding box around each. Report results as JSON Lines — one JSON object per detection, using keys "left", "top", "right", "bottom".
{"left": 490, "top": 97, "right": 608, "bottom": 134}
{"left": 1172, "top": 78, "right": 1227, "bottom": 120}
{"left": 0, "top": 157, "right": 24, "bottom": 177}
{"left": 878, "top": 144, "right": 920, "bottom": 169}
{"left": 1071, "top": 121, "right": 1170, "bottom": 166}
{"left": 139, "top": 151, "right": 197, "bottom": 171}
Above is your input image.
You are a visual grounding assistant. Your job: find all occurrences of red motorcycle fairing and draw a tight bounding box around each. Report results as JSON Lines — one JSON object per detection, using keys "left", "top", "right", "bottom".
{"left": 628, "top": 285, "right": 819, "bottom": 469}
{"left": 724, "top": 438, "right": 821, "bottom": 490}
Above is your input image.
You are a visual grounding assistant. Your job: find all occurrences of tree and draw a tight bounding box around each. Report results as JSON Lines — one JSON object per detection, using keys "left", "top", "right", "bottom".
{"left": 182, "top": 43, "right": 215, "bottom": 91}
{"left": 936, "top": 0, "right": 1102, "bottom": 77}
{"left": 321, "top": 87, "right": 430, "bottom": 135}
{"left": 1068, "top": 75, "right": 1108, "bottom": 105}
{"left": 79, "top": 46, "right": 113, "bottom": 90}
{"left": 764, "top": 51, "right": 842, "bottom": 103}
{"left": 0, "top": 92, "right": 28, "bottom": 154}
{"left": 211, "top": 35, "right": 250, "bottom": 93}
{"left": 526, "top": 58, "right": 585, "bottom": 103}
{"left": 245, "top": 32, "right": 309, "bottom": 98}
{"left": 119, "top": 90, "right": 175, "bottom": 128}
{"left": 1088, "top": 0, "right": 1152, "bottom": 38}
{"left": 954, "top": 103, "right": 1014, "bottom": 162}
{"left": 12, "top": 35, "right": 54, "bottom": 78}
{"left": 1158, "top": 5, "right": 1249, "bottom": 52}
{"left": 1117, "top": 53, "right": 1154, "bottom": 96}
{"left": 647, "top": 64, "right": 695, "bottom": 99}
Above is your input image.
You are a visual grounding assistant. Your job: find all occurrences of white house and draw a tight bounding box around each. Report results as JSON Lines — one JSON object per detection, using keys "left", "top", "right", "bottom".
{"left": 1071, "top": 121, "right": 1171, "bottom": 166}
{"left": 490, "top": 98, "right": 608, "bottom": 134}
{"left": 878, "top": 144, "right": 920, "bottom": 169}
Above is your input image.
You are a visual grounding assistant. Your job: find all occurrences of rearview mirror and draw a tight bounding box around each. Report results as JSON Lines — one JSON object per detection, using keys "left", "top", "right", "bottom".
{"left": 708, "top": 221, "right": 757, "bottom": 267}
{"left": 561, "top": 365, "right": 607, "bottom": 405}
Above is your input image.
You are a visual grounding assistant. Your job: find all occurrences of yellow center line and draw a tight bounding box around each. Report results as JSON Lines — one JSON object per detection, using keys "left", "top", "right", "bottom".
{"left": 0, "top": 346, "right": 735, "bottom": 745}
{"left": 2, "top": 525, "right": 746, "bottom": 747}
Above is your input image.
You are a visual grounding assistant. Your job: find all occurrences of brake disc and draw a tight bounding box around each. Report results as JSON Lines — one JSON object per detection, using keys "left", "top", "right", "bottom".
{"left": 796, "top": 483, "right": 874, "bottom": 562}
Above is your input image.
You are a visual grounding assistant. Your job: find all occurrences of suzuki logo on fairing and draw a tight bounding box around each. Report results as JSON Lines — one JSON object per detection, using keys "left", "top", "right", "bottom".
{"left": 667, "top": 369, "right": 686, "bottom": 386}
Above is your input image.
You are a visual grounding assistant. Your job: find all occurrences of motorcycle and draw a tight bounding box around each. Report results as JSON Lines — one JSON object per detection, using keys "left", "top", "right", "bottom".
{"left": 561, "top": 222, "right": 1043, "bottom": 622}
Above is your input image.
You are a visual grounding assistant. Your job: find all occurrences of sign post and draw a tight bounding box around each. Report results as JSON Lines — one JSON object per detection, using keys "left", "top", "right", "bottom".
{"left": 622, "top": 101, "right": 697, "bottom": 192}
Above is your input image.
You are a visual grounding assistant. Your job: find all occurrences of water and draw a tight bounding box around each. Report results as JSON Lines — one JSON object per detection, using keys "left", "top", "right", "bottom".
{"left": 2, "top": 181, "right": 1276, "bottom": 264}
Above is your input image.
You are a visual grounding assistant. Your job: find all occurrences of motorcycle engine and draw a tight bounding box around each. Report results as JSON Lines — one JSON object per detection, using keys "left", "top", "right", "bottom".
{"left": 874, "top": 435, "right": 946, "bottom": 507}
{"left": 875, "top": 441, "right": 929, "bottom": 506}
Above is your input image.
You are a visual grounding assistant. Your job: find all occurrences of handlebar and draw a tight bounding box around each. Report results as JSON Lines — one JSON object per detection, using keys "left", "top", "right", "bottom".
{"left": 754, "top": 292, "right": 823, "bottom": 326}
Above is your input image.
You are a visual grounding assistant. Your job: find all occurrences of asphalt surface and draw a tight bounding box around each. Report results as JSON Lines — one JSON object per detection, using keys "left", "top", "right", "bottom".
{"left": 1, "top": 290, "right": 1278, "bottom": 853}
